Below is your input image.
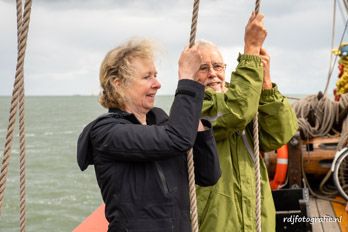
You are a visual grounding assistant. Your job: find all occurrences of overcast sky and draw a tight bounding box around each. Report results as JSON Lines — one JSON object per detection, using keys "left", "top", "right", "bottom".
{"left": 0, "top": 0, "right": 347, "bottom": 96}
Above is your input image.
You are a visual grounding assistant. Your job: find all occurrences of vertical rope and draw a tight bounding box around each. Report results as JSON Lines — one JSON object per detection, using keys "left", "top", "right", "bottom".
{"left": 254, "top": 1, "right": 262, "bottom": 232}
{"left": 0, "top": 1, "right": 31, "bottom": 232}
{"left": 187, "top": 1, "right": 200, "bottom": 232}
{"left": 18, "top": 2, "right": 31, "bottom": 232}
{"left": 255, "top": 0, "right": 261, "bottom": 14}
{"left": 324, "top": 0, "right": 337, "bottom": 96}
{"left": 253, "top": 113, "right": 262, "bottom": 232}
{"left": 189, "top": 0, "right": 200, "bottom": 48}
{"left": 186, "top": 149, "right": 198, "bottom": 232}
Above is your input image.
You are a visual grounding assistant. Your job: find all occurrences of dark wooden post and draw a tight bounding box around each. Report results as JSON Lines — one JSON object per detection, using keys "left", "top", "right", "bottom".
{"left": 288, "top": 132, "right": 303, "bottom": 188}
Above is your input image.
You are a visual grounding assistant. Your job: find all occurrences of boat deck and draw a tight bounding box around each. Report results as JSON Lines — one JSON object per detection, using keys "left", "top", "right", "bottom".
{"left": 309, "top": 196, "right": 347, "bottom": 232}
{"left": 74, "top": 197, "right": 347, "bottom": 232}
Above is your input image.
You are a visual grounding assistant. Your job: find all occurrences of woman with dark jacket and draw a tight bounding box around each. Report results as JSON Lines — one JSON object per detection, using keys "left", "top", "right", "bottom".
{"left": 77, "top": 39, "right": 221, "bottom": 232}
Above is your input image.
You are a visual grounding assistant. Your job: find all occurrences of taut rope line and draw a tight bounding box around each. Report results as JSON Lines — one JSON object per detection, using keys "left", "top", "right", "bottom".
{"left": 187, "top": 0, "right": 200, "bottom": 232}
{"left": 252, "top": 113, "right": 262, "bottom": 232}
{"left": 324, "top": 0, "right": 337, "bottom": 96}
{"left": 17, "top": 1, "right": 30, "bottom": 231}
{"left": 0, "top": 1, "right": 32, "bottom": 231}
{"left": 253, "top": 1, "right": 262, "bottom": 232}
{"left": 189, "top": 0, "right": 200, "bottom": 48}
{"left": 255, "top": 0, "right": 261, "bottom": 14}
{"left": 292, "top": 94, "right": 348, "bottom": 146}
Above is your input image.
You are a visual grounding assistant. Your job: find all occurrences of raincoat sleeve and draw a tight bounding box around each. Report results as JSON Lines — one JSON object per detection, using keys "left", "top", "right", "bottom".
{"left": 201, "top": 54, "right": 264, "bottom": 141}
{"left": 258, "top": 84, "right": 299, "bottom": 151}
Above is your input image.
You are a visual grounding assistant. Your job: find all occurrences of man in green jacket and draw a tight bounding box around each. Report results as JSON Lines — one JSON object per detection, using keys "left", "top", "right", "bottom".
{"left": 195, "top": 12, "right": 298, "bottom": 232}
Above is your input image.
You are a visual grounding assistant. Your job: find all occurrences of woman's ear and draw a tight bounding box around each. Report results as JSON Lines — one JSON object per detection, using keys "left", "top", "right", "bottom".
{"left": 112, "top": 78, "right": 121, "bottom": 88}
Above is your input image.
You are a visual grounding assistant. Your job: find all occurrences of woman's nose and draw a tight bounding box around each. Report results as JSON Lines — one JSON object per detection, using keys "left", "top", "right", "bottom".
{"left": 152, "top": 78, "right": 161, "bottom": 89}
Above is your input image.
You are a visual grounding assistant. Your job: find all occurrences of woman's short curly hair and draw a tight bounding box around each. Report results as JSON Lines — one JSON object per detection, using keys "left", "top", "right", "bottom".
{"left": 99, "top": 38, "right": 155, "bottom": 109}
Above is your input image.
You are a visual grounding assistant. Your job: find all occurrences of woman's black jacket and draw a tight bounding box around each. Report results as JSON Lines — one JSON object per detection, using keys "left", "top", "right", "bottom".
{"left": 77, "top": 80, "right": 221, "bottom": 232}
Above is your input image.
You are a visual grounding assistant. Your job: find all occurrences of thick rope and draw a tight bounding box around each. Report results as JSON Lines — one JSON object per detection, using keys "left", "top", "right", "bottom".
{"left": 291, "top": 94, "right": 348, "bottom": 139}
{"left": 186, "top": 149, "right": 198, "bottom": 232}
{"left": 0, "top": 2, "right": 31, "bottom": 232}
{"left": 187, "top": 1, "right": 200, "bottom": 232}
{"left": 189, "top": 0, "right": 200, "bottom": 48}
{"left": 342, "top": 0, "right": 348, "bottom": 15}
{"left": 17, "top": 1, "right": 31, "bottom": 231}
{"left": 255, "top": 0, "right": 261, "bottom": 14}
{"left": 253, "top": 1, "right": 262, "bottom": 232}
{"left": 292, "top": 93, "right": 348, "bottom": 200}
{"left": 253, "top": 113, "right": 262, "bottom": 232}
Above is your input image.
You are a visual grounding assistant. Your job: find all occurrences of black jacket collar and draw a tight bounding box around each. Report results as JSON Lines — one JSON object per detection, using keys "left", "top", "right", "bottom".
{"left": 108, "top": 107, "right": 167, "bottom": 125}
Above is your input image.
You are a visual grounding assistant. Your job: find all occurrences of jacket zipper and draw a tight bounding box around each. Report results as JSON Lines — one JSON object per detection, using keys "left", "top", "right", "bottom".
{"left": 155, "top": 162, "right": 169, "bottom": 195}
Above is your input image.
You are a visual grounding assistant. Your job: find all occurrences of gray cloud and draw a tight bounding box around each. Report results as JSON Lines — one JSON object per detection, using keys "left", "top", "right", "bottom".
{"left": 0, "top": 0, "right": 345, "bottom": 95}
{"left": 1, "top": 0, "right": 191, "bottom": 11}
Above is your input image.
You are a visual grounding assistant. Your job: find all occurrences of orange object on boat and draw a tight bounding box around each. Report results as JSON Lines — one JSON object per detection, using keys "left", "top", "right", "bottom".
{"left": 73, "top": 204, "right": 108, "bottom": 232}
{"left": 270, "top": 144, "right": 288, "bottom": 190}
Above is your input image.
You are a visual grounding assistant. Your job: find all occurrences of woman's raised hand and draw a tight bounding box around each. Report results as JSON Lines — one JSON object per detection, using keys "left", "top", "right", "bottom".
{"left": 178, "top": 44, "right": 202, "bottom": 80}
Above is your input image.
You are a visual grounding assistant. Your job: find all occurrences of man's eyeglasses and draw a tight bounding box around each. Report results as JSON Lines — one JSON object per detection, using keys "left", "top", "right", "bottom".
{"left": 199, "top": 63, "right": 226, "bottom": 73}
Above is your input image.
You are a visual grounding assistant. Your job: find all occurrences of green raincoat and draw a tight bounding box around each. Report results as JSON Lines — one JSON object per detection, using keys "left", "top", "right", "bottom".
{"left": 197, "top": 54, "right": 298, "bottom": 232}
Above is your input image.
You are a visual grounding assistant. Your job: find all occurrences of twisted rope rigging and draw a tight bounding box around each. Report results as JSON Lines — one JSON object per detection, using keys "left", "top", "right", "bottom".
{"left": 253, "top": 113, "right": 262, "bottom": 232}
{"left": 189, "top": 0, "right": 200, "bottom": 48}
{"left": 292, "top": 93, "right": 348, "bottom": 201}
{"left": 293, "top": 93, "right": 348, "bottom": 208}
{"left": 252, "top": 1, "right": 262, "bottom": 232}
{"left": 291, "top": 94, "right": 348, "bottom": 139}
{"left": 186, "top": 149, "right": 198, "bottom": 232}
{"left": 255, "top": 0, "right": 261, "bottom": 14}
{"left": 187, "top": 1, "right": 200, "bottom": 232}
{"left": 0, "top": 0, "right": 32, "bottom": 231}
